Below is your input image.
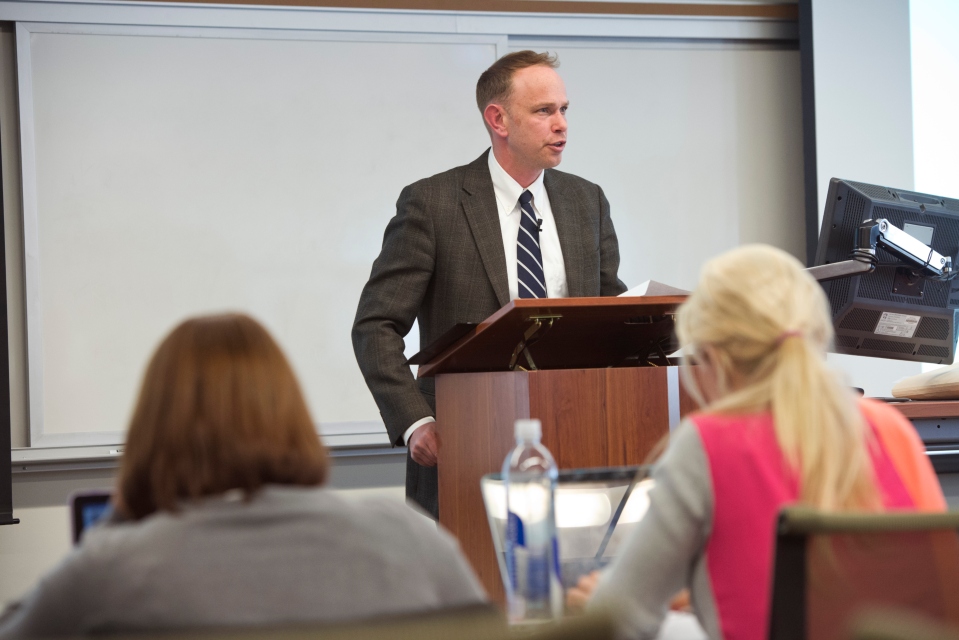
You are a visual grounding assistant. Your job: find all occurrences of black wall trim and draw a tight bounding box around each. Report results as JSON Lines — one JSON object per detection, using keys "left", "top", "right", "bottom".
{"left": 799, "top": 0, "right": 819, "bottom": 266}
{"left": 0, "top": 47, "right": 18, "bottom": 523}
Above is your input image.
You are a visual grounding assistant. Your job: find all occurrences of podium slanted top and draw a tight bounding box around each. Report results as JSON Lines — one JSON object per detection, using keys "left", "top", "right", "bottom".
{"left": 415, "top": 295, "right": 687, "bottom": 378}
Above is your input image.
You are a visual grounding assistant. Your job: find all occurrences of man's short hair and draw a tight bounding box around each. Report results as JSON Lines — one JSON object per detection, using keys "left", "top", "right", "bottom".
{"left": 476, "top": 50, "right": 559, "bottom": 114}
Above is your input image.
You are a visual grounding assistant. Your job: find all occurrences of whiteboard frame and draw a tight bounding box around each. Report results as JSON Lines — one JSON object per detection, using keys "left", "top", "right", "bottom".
{"left": 0, "top": 1, "right": 797, "bottom": 41}
{"left": 15, "top": 20, "right": 507, "bottom": 449}
{"left": 4, "top": 0, "right": 798, "bottom": 460}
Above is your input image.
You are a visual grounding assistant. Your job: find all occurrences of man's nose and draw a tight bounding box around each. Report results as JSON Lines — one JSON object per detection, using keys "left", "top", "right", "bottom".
{"left": 552, "top": 112, "right": 567, "bottom": 132}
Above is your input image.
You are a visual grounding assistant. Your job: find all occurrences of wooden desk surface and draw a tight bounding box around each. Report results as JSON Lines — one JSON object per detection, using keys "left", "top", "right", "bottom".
{"left": 886, "top": 400, "right": 959, "bottom": 419}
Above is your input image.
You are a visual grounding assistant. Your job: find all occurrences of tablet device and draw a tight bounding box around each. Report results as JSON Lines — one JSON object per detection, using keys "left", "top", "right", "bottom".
{"left": 69, "top": 490, "right": 113, "bottom": 544}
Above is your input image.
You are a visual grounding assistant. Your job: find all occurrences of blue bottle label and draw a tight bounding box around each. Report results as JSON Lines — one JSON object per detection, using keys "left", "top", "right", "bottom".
{"left": 506, "top": 510, "right": 525, "bottom": 547}
{"left": 526, "top": 553, "right": 550, "bottom": 599}
{"left": 505, "top": 510, "right": 525, "bottom": 591}
{"left": 552, "top": 535, "right": 562, "bottom": 585}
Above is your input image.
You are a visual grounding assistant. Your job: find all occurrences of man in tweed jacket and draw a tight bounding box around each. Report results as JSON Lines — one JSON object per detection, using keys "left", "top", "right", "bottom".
{"left": 352, "top": 51, "right": 627, "bottom": 518}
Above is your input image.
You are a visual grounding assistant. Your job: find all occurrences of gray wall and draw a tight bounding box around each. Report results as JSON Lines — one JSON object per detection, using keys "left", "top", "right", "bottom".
{"left": 810, "top": 0, "right": 923, "bottom": 396}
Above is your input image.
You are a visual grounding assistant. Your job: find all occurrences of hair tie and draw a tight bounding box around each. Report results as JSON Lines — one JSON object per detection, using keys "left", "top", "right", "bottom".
{"left": 775, "top": 330, "right": 803, "bottom": 347}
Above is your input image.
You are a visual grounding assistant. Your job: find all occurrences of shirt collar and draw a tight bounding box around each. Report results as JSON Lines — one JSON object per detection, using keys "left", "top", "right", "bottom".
{"left": 488, "top": 150, "right": 546, "bottom": 217}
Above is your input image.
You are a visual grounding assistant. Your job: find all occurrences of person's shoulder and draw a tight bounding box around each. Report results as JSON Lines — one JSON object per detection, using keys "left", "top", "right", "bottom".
{"left": 78, "top": 517, "right": 142, "bottom": 553}
{"left": 310, "top": 491, "right": 467, "bottom": 559}
{"left": 37, "top": 517, "right": 146, "bottom": 590}
{"left": 858, "top": 398, "right": 927, "bottom": 450}
{"left": 689, "top": 411, "right": 773, "bottom": 434}
{"left": 76, "top": 509, "right": 189, "bottom": 567}
{"left": 660, "top": 418, "right": 708, "bottom": 464}
{"left": 293, "top": 488, "right": 430, "bottom": 529}
{"left": 858, "top": 397, "right": 915, "bottom": 431}
{"left": 338, "top": 495, "right": 486, "bottom": 603}
{"left": 353, "top": 495, "right": 461, "bottom": 546}
{"left": 404, "top": 152, "right": 489, "bottom": 194}
{"left": 545, "top": 166, "right": 598, "bottom": 186}
{"left": 354, "top": 495, "right": 438, "bottom": 531}
{"left": 544, "top": 167, "right": 603, "bottom": 193}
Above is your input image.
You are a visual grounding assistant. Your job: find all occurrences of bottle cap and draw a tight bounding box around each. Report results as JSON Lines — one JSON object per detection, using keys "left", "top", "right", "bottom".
{"left": 515, "top": 418, "right": 542, "bottom": 441}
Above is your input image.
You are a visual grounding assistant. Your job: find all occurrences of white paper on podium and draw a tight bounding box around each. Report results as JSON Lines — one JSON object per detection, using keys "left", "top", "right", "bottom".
{"left": 619, "top": 280, "right": 691, "bottom": 297}
{"left": 618, "top": 280, "right": 689, "bottom": 360}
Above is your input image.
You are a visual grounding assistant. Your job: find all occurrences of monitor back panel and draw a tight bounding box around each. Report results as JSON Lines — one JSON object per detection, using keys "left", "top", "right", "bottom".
{"left": 816, "top": 179, "right": 959, "bottom": 364}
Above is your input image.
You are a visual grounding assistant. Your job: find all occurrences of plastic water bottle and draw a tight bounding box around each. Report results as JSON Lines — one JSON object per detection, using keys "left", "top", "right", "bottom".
{"left": 503, "top": 418, "right": 562, "bottom": 623}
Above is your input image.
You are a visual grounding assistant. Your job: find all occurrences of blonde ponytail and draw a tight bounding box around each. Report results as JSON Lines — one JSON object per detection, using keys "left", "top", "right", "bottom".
{"left": 770, "top": 333, "right": 878, "bottom": 510}
{"left": 677, "top": 245, "right": 879, "bottom": 511}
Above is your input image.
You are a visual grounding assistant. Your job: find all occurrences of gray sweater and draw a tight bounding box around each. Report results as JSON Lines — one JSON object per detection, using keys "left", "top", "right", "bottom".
{"left": 590, "top": 421, "right": 721, "bottom": 639}
{"left": 0, "top": 486, "right": 487, "bottom": 638}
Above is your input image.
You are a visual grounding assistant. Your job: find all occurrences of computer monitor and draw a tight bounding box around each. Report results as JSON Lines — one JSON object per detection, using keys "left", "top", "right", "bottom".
{"left": 814, "top": 178, "right": 959, "bottom": 364}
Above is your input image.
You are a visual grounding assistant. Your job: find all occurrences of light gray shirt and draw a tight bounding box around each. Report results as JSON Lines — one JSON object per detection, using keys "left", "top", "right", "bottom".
{"left": 0, "top": 486, "right": 487, "bottom": 638}
{"left": 590, "top": 421, "right": 722, "bottom": 639}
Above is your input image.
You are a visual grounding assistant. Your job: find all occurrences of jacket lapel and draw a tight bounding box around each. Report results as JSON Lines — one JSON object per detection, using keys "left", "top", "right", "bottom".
{"left": 462, "top": 151, "right": 510, "bottom": 307}
{"left": 545, "top": 170, "right": 586, "bottom": 297}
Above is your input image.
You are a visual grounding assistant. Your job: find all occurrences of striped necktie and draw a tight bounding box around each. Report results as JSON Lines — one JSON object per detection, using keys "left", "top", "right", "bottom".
{"left": 517, "top": 190, "right": 546, "bottom": 299}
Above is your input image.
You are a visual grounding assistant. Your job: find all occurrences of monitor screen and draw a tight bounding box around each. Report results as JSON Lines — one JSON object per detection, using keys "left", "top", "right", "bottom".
{"left": 814, "top": 179, "right": 959, "bottom": 364}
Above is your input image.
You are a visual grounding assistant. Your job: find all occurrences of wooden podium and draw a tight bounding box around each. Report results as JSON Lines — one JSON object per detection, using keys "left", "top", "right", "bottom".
{"left": 416, "top": 296, "right": 693, "bottom": 601}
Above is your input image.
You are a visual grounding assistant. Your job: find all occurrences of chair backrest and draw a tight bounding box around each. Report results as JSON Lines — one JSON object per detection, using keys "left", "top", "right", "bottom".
{"left": 104, "top": 605, "right": 505, "bottom": 640}
{"left": 852, "top": 609, "right": 959, "bottom": 640}
{"left": 103, "top": 606, "right": 615, "bottom": 640}
{"left": 768, "top": 507, "right": 959, "bottom": 640}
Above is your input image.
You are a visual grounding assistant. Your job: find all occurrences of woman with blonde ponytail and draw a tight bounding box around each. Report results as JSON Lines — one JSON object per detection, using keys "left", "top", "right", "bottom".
{"left": 581, "top": 244, "right": 945, "bottom": 640}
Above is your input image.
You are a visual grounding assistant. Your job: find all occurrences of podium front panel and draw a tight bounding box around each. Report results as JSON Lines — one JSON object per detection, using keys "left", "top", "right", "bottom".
{"left": 435, "top": 366, "right": 685, "bottom": 602}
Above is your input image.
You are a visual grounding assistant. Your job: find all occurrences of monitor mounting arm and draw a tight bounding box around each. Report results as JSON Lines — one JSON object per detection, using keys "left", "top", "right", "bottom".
{"left": 807, "top": 219, "right": 953, "bottom": 283}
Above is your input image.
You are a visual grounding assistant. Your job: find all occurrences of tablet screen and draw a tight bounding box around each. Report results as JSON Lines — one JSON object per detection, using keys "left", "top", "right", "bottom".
{"left": 69, "top": 491, "right": 113, "bottom": 544}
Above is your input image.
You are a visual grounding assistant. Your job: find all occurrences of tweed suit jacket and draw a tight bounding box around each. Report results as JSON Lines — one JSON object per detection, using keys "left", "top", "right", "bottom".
{"left": 352, "top": 150, "right": 627, "bottom": 516}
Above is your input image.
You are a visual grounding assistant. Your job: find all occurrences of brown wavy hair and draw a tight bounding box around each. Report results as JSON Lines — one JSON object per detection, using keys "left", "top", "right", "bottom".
{"left": 116, "top": 313, "right": 328, "bottom": 520}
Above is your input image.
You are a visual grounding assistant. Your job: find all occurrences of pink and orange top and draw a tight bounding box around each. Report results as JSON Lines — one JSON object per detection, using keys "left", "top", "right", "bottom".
{"left": 591, "top": 398, "right": 945, "bottom": 640}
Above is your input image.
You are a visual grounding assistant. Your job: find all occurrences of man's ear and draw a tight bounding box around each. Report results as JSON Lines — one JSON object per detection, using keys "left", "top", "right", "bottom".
{"left": 483, "top": 103, "right": 509, "bottom": 139}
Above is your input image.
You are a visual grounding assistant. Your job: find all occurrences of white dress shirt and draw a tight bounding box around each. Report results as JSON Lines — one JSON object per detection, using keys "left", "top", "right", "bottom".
{"left": 488, "top": 151, "right": 569, "bottom": 300}
{"left": 404, "top": 152, "right": 569, "bottom": 445}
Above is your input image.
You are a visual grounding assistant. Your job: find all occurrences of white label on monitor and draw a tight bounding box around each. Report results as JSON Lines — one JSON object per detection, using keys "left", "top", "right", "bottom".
{"left": 874, "top": 312, "right": 920, "bottom": 338}
{"left": 903, "top": 223, "right": 934, "bottom": 246}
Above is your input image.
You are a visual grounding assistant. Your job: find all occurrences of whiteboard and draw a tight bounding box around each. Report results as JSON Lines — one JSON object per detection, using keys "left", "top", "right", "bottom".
{"left": 15, "top": 22, "right": 803, "bottom": 450}
{"left": 521, "top": 39, "right": 805, "bottom": 290}
{"left": 20, "top": 25, "right": 502, "bottom": 446}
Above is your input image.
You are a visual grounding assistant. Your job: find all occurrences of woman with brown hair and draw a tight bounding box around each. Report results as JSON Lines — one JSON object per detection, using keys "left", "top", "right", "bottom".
{"left": 0, "top": 314, "right": 485, "bottom": 638}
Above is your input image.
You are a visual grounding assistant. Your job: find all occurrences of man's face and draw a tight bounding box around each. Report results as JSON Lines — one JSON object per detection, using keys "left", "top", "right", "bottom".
{"left": 502, "top": 65, "right": 569, "bottom": 172}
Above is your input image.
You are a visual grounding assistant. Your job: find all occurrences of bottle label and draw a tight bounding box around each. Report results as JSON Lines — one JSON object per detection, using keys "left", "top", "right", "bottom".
{"left": 506, "top": 510, "right": 525, "bottom": 547}
{"left": 507, "top": 509, "right": 553, "bottom": 602}
{"left": 552, "top": 535, "right": 563, "bottom": 586}
{"left": 526, "top": 552, "right": 550, "bottom": 599}
{"left": 505, "top": 510, "right": 524, "bottom": 594}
